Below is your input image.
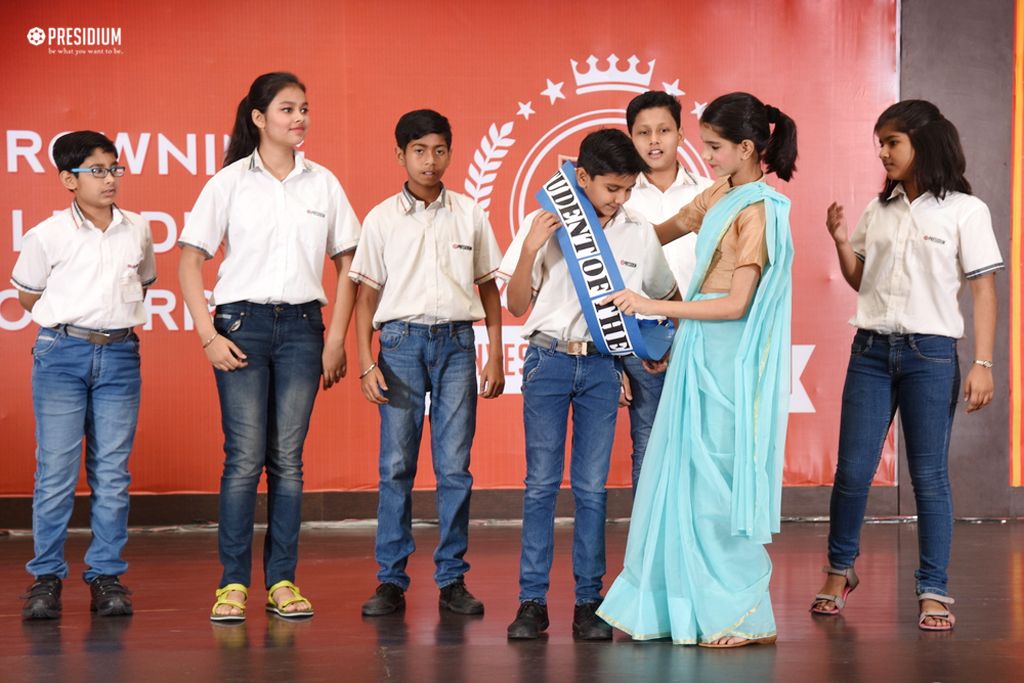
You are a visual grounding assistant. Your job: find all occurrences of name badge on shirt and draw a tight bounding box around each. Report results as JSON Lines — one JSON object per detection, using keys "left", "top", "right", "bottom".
{"left": 121, "top": 268, "right": 144, "bottom": 303}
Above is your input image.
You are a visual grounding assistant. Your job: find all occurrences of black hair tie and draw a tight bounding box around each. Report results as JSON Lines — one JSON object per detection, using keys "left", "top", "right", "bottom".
{"left": 765, "top": 105, "right": 781, "bottom": 124}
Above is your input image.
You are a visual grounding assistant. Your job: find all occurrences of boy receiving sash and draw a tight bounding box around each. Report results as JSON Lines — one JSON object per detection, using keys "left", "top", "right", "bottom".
{"left": 498, "top": 129, "right": 678, "bottom": 640}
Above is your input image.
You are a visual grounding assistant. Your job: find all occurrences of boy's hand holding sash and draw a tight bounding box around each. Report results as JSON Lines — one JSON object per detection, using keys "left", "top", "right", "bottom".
{"left": 535, "top": 161, "right": 674, "bottom": 361}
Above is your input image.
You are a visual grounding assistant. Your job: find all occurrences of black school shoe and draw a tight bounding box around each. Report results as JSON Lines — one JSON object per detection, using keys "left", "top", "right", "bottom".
{"left": 362, "top": 583, "right": 406, "bottom": 616}
{"left": 21, "top": 575, "right": 62, "bottom": 620}
{"left": 89, "top": 575, "right": 133, "bottom": 616}
{"left": 439, "top": 579, "right": 484, "bottom": 615}
{"left": 573, "top": 601, "right": 613, "bottom": 640}
{"left": 507, "top": 600, "right": 549, "bottom": 639}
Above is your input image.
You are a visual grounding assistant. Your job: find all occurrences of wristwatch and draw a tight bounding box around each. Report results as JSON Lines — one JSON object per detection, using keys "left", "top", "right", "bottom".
{"left": 974, "top": 359, "right": 994, "bottom": 369}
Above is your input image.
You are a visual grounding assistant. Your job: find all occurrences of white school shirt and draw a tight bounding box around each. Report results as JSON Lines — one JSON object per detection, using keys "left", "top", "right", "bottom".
{"left": 849, "top": 185, "right": 1004, "bottom": 338}
{"left": 348, "top": 185, "right": 503, "bottom": 328}
{"left": 498, "top": 206, "right": 677, "bottom": 341}
{"left": 11, "top": 202, "right": 157, "bottom": 329}
{"left": 178, "top": 150, "right": 360, "bottom": 306}
{"left": 625, "top": 164, "right": 714, "bottom": 292}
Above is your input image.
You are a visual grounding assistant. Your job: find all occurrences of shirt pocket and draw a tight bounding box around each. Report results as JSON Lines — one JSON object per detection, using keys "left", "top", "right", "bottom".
{"left": 909, "top": 222, "right": 957, "bottom": 280}
{"left": 441, "top": 216, "right": 477, "bottom": 286}
{"left": 296, "top": 201, "right": 330, "bottom": 255}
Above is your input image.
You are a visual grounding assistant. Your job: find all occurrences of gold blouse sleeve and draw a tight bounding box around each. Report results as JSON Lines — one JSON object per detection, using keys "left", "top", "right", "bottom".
{"left": 676, "top": 181, "right": 722, "bottom": 234}
{"left": 733, "top": 203, "right": 769, "bottom": 271}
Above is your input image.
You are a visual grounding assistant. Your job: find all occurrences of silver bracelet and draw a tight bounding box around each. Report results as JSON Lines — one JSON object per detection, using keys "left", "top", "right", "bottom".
{"left": 359, "top": 362, "right": 377, "bottom": 379}
{"left": 202, "top": 333, "right": 219, "bottom": 348}
{"left": 974, "top": 359, "right": 994, "bottom": 369}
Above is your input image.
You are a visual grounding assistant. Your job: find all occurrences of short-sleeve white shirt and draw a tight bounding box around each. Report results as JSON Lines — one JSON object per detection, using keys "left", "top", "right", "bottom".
{"left": 11, "top": 202, "right": 156, "bottom": 329}
{"left": 178, "top": 150, "right": 360, "bottom": 306}
{"left": 625, "top": 165, "right": 714, "bottom": 292}
{"left": 349, "top": 186, "right": 503, "bottom": 328}
{"left": 498, "top": 207, "right": 677, "bottom": 341}
{"left": 849, "top": 185, "right": 1004, "bottom": 338}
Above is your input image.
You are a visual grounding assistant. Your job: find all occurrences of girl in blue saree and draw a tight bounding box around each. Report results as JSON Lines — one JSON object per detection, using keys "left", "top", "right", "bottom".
{"left": 596, "top": 92, "right": 797, "bottom": 647}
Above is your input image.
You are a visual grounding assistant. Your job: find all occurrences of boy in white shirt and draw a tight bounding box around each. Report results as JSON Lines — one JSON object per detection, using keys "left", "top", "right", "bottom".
{"left": 13, "top": 131, "right": 156, "bottom": 620}
{"left": 499, "top": 129, "right": 678, "bottom": 640}
{"left": 351, "top": 109, "right": 505, "bottom": 617}
{"left": 621, "top": 91, "right": 714, "bottom": 492}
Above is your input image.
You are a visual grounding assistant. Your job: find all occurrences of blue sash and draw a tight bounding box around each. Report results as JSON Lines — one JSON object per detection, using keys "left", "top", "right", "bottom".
{"left": 536, "top": 161, "right": 674, "bottom": 360}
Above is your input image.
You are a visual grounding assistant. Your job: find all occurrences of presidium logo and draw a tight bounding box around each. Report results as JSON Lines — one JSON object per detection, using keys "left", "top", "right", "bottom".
{"left": 26, "top": 25, "right": 124, "bottom": 54}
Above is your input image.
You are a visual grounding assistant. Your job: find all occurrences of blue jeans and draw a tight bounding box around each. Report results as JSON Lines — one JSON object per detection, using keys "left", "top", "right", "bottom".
{"left": 828, "top": 330, "right": 960, "bottom": 596}
{"left": 213, "top": 301, "right": 323, "bottom": 590}
{"left": 519, "top": 341, "right": 620, "bottom": 604}
{"left": 27, "top": 328, "right": 141, "bottom": 583}
{"left": 375, "top": 321, "right": 478, "bottom": 590}
{"left": 620, "top": 355, "right": 666, "bottom": 494}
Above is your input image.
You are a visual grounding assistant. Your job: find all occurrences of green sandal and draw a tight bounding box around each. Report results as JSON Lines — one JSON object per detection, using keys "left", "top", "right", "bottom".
{"left": 266, "top": 580, "right": 314, "bottom": 620}
{"left": 210, "top": 583, "right": 248, "bottom": 623}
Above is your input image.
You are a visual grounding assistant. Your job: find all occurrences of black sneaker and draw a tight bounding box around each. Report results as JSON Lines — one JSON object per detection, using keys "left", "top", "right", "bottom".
{"left": 439, "top": 579, "right": 484, "bottom": 615}
{"left": 572, "top": 601, "right": 612, "bottom": 640}
{"left": 21, "top": 575, "right": 62, "bottom": 620}
{"left": 507, "top": 600, "right": 549, "bottom": 640}
{"left": 361, "top": 583, "right": 405, "bottom": 616}
{"left": 89, "top": 575, "right": 133, "bottom": 616}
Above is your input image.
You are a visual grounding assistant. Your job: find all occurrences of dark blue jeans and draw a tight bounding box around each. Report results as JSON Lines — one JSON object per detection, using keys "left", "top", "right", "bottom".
{"left": 519, "top": 342, "right": 620, "bottom": 605}
{"left": 375, "top": 321, "right": 478, "bottom": 590}
{"left": 28, "top": 329, "right": 140, "bottom": 583}
{"left": 213, "top": 301, "right": 323, "bottom": 590}
{"left": 828, "top": 330, "right": 960, "bottom": 596}
{"left": 620, "top": 355, "right": 666, "bottom": 494}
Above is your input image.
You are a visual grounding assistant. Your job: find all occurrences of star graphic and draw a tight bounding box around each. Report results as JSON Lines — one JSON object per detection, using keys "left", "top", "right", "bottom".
{"left": 541, "top": 79, "right": 566, "bottom": 105}
{"left": 516, "top": 101, "right": 535, "bottom": 120}
{"left": 662, "top": 80, "right": 685, "bottom": 97}
{"left": 691, "top": 101, "right": 708, "bottom": 118}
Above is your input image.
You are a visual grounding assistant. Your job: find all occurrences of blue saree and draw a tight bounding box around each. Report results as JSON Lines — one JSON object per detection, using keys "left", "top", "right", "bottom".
{"left": 596, "top": 181, "right": 793, "bottom": 644}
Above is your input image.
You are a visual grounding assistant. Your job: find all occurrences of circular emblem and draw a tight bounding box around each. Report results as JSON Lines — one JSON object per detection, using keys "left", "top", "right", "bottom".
{"left": 26, "top": 27, "right": 46, "bottom": 46}
{"left": 463, "top": 53, "right": 711, "bottom": 239}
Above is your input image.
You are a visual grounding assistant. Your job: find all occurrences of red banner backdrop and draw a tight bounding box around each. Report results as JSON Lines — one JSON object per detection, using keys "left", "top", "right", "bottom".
{"left": 0, "top": 0, "right": 898, "bottom": 495}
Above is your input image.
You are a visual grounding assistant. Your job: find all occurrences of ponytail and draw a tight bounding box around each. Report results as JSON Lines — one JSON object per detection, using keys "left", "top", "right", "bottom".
{"left": 700, "top": 92, "right": 799, "bottom": 182}
{"left": 223, "top": 72, "right": 306, "bottom": 168}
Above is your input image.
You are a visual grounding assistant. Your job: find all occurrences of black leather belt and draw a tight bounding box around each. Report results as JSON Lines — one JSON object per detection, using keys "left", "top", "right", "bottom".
{"left": 53, "top": 324, "right": 133, "bottom": 345}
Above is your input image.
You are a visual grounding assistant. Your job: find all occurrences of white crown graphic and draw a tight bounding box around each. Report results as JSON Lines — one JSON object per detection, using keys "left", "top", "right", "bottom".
{"left": 570, "top": 54, "right": 655, "bottom": 94}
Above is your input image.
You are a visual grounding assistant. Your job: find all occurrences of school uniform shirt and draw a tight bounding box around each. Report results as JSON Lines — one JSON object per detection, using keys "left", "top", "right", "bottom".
{"left": 11, "top": 202, "right": 156, "bottom": 329}
{"left": 498, "top": 206, "right": 677, "bottom": 341}
{"left": 625, "top": 164, "right": 714, "bottom": 292}
{"left": 849, "top": 185, "right": 1004, "bottom": 338}
{"left": 348, "top": 185, "right": 503, "bottom": 328}
{"left": 178, "top": 150, "right": 360, "bottom": 306}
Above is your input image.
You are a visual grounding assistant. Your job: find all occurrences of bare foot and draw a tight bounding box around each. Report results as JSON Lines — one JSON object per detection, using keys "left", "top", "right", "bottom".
{"left": 271, "top": 585, "right": 310, "bottom": 613}
{"left": 811, "top": 573, "right": 850, "bottom": 612}
{"left": 214, "top": 589, "right": 246, "bottom": 617}
{"left": 919, "top": 599, "right": 952, "bottom": 628}
{"left": 707, "top": 635, "right": 748, "bottom": 646}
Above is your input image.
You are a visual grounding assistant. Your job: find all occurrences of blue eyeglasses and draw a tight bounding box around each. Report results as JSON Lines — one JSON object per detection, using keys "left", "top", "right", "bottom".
{"left": 70, "top": 165, "right": 127, "bottom": 178}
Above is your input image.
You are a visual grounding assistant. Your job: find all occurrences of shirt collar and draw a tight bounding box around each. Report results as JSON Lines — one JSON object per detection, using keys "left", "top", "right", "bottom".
{"left": 887, "top": 183, "right": 939, "bottom": 205}
{"left": 70, "top": 200, "right": 131, "bottom": 231}
{"left": 248, "top": 149, "right": 313, "bottom": 176}
{"left": 399, "top": 183, "right": 448, "bottom": 214}
{"left": 634, "top": 163, "right": 698, "bottom": 191}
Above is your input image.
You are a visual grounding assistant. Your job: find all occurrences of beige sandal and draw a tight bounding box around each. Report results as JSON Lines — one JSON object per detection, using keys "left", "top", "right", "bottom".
{"left": 918, "top": 593, "right": 955, "bottom": 631}
{"left": 810, "top": 565, "right": 859, "bottom": 615}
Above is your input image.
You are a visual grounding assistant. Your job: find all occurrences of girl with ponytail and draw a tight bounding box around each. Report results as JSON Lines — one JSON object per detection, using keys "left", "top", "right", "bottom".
{"left": 597, "top": 92, "right": 797, "bottom": 647}
{"left": 812, "top": 100, "right": 1001, "bottom": 631}
{"left": 178, "top": 72, "right": 361, "bottom": 622}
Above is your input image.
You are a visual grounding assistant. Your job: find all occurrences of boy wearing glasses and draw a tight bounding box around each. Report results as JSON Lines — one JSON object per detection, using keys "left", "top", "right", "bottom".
{"left": 12, "top": 131, "right": 156, "bottom": 620}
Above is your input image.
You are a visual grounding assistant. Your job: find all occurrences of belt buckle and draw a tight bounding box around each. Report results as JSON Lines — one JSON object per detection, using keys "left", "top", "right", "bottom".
{"left": 566, "top": 340, "right": 587, "bottom": 356}
{"left": 87, "top": 331, "right": 112, "bottom": 345}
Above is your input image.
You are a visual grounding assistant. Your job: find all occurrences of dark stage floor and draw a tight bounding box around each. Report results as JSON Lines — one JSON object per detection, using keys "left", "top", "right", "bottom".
{"left": 2, "top": 521, "right": 1023, "bottom": 682}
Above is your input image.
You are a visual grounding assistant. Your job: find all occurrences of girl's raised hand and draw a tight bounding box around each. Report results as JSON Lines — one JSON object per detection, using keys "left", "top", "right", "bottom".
{"left": 826, "top": 202, "right": 848, "bottom": 245}
{"left": 963, "top": 365, "right": 994, "bottom": 413}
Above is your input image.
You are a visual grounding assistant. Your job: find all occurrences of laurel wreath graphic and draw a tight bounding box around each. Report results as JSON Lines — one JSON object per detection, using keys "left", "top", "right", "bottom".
{"left": 463, "top": 121, "right": 516, "bottom": 213}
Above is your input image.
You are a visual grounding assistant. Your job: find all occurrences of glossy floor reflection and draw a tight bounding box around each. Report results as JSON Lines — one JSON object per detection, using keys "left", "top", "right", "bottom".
{"left": 2, "top": 521, "right": 1024, "bottom": 682}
